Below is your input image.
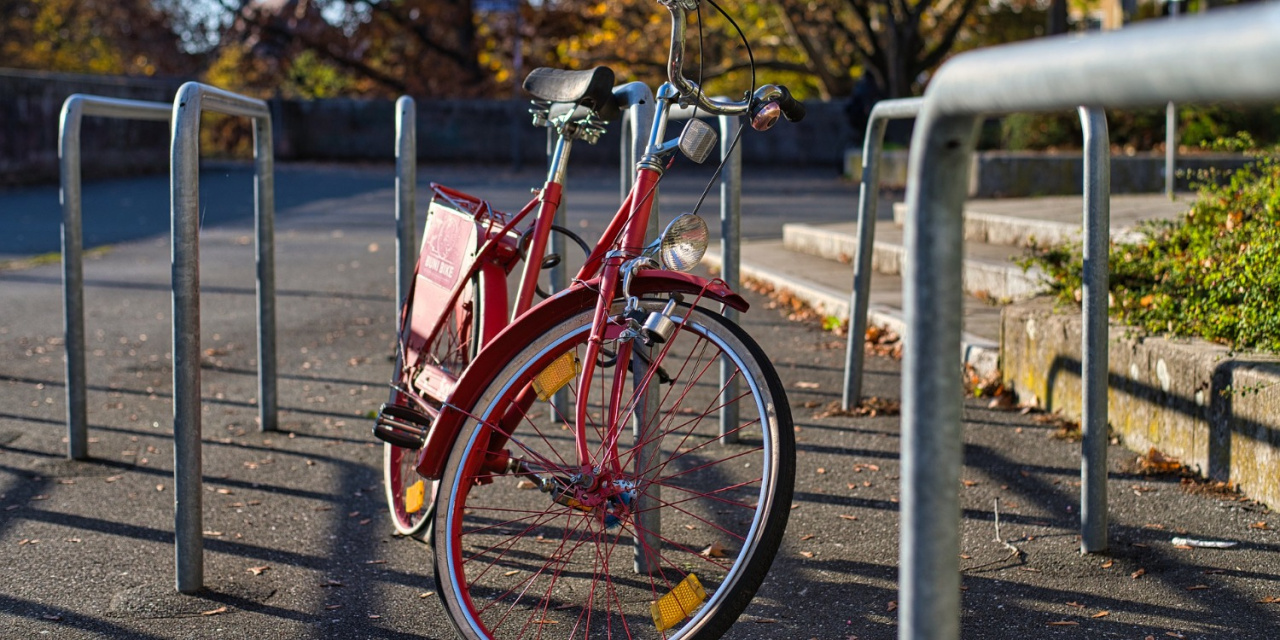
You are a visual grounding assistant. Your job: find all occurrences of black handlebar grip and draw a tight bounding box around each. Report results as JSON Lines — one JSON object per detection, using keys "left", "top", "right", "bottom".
{"left": 776, "top": 86, "right": 806, "bottom": 123}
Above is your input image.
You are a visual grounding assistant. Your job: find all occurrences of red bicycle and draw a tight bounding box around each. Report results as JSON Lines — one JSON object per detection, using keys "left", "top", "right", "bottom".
{"left": 375, "top": 1, "right": 803, "bottom": 636}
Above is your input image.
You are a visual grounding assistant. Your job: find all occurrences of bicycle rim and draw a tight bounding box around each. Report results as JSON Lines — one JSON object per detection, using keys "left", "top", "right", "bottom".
{"left": 434, "top": 303, "right": 794, "bottom": 639}
{"left": 384, "top": 278, "right": 480, "bottom": 536}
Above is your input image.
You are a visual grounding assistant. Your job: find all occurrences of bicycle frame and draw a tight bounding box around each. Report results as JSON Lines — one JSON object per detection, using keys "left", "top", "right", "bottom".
{"left": 395, "top": 0, "right": 806, "bottom": 485}
{"left": 401, "top": 83, "right": 749, "bottom": 478}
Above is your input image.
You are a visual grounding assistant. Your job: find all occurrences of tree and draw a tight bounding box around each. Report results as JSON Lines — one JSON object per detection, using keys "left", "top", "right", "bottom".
{"left": 772, "top": 0, "right": 983, "bottom": 99}
{"left": 0, "top": 0, "right": 197, "bottom": 76}
{"left": 209, "top": 0, "right": 490, "bottom": 98}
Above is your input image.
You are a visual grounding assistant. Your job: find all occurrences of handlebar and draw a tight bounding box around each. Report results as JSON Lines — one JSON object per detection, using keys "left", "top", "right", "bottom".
{"left": 660, "top": 0, "right": 805, "bottom": 129}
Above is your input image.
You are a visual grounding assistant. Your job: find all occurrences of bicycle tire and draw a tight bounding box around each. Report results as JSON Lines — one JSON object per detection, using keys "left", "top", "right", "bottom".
{"left": 385, "top": 275, "right": 482, "bottom": 537}
{"left": 432, "top": 300, "right": 794, "bottom": 639}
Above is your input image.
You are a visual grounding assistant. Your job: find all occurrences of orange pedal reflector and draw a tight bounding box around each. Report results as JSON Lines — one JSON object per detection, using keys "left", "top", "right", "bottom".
{"left": 650, "top": 573, "right": 707, "bottom": 631}
{"left": 532, "top": 351, "right": 579, "bottom": 401}
{"left": 404, "top": 480, "right": 425, "bottom": 514}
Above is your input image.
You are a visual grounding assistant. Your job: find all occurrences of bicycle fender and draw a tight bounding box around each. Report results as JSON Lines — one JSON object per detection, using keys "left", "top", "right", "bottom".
{"left": 414, "top": 270, "right": 748, "bottom": 479}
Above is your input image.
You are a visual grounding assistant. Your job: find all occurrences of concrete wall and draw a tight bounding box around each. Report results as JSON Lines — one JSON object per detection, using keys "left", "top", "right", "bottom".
{"left": 1, "top": 68, "right": 854, "bottom": 186}
{"left": 0, "top": 68, "right": 184, "bottom": 186}
{"left": 969, "top": 151, "right": 1253, "bottom": 198}
{"left": 846, "top": 148, "right": 1254, "bottom": 197}
{"left": 1002, "top": 299, "right": 1280, "bottom": 509}
{"left": 274, "top": 96, "right": 854, "bottom": 168}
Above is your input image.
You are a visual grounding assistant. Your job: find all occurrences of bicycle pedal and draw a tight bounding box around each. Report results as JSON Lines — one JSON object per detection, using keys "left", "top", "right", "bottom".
{"left": 372, "top": 403, "right": 432, "bottom": 449}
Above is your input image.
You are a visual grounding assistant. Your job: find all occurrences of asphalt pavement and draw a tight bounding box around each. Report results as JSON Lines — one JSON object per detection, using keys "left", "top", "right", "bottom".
{"left": 1, "top": 164, "right": 1277, "bottom": 639}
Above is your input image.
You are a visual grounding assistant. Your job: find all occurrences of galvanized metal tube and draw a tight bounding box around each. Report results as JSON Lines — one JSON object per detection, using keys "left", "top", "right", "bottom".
{"left": 842, "top": 98, "right": 923, "bottom": 410}
{"left": 1166, "top": 0, "right": 1181, "bottom": 198}
{"left": 905, "top": 5, "right": 1280, "bottom": 636}
{"left": 169, "top": 82, "right": 274, "bottom": 592}
{"left": 170, "top": 82, "right": 206, "bottom": 594}
{"left": 718, "top": 114, "right": 742, "bottom": 443}
{"left": 1166, "top": 101, "right": 1177, "bottom": 197}
{"left": 1079, "top": 106, "right": 1111, "bottom": 554}
{"left": 59, "top": 98, "right": 88, "bottom": 461}
{"left": 612, "top": 81, "right": 661, "bottom": 573}
{"left": 58, "top": 95, "right": 171, "bottom": 460}
{"left": 253, "top": 115, "right": 278, "bottom": 432}
{"left": 395, "top": 96, "right": 417, "bottom": 319}
{"left": 899, "top": 110, "right": 978, "bottom": 640}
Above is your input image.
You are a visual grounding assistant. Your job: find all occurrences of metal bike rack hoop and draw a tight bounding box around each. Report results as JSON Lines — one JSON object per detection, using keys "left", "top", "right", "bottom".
{"left": 395, "top": 96, "right": 417, "bottom": 313}
{"left": 899, "top": 6, "right": 1280, "bottom": 638}
{"left": 169, "top": 81, "right": 278, "bottom": 593}
{"left": 841, "top": 97, "right": 923, "bottom": 410}
{"left": 58, "top": 94, "right": 172, "bottom": 461}
{"left": 841, "top": 99, "right": 1112, "bottom": 555}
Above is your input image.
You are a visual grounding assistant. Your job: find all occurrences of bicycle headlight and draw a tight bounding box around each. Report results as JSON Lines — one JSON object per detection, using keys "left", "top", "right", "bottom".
{"left": 658, "top": 214, "right": 709, "bottom": 273}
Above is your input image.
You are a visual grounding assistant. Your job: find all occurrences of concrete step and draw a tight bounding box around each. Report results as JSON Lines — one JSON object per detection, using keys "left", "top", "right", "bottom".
{"left": 889, "top": 194, "right": 1192, "bottom": 247}
{"left": 783, "top": 221, "right": 1044, "bottom": 302}
{"left": 781, "top": 194, "right": 1192, "bottom": 267}
{"left": 705, "top": 240, "right": 1000, "bottom": 375}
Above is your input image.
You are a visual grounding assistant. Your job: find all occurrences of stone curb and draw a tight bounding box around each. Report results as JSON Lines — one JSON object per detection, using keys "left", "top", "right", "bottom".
{"left": 704, "top": 249, "right": 999, "bottom": 377}
{"left": 1001, "top": 298, "right": 1280, "bottom": 509}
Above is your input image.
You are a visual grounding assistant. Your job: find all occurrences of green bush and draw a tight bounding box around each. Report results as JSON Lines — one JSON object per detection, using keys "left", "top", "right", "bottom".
{"left": 1019, "top": 142, "right": 1280, "bottom": 352}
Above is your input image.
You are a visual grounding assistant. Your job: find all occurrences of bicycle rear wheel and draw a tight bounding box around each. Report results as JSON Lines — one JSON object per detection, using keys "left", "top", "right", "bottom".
{"left": 385, "top": 277, "right": 480, "bottom": 536}
{"left": 433, "top": 301, "right": 794, "bottom": 639}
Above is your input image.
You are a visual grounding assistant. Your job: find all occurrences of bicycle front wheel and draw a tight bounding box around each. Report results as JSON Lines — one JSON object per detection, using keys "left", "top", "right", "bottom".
{"left": 433, "top": 301, "right": 794, "bottom": 639}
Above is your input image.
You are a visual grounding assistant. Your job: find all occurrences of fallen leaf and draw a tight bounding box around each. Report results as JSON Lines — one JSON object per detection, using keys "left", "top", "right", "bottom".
{"left": 751, "top": 618, "right": 778, "bottom": 624}
{"left": 1257, "top": 596, "right": 1280, "bottom": 603}
{"left": 816, "top": 468, "right": 826, "bottom": 474}
{"left": 203, "top": 531, "right": 224, "bottom": 537}
{"left": 795, "top": 381, "right": 820, "bottom": 389}
{"left": 247, "top": 566, "right": 269, "bottom": 576}
{"left": 30, "top": 495, "right": 48, "bottom": 501}
{"left": 1092, "top": 611, "right": 1110, "bottom": 618}
{"left": 683, "top": 524, "right": 697, "bottom": 531}
{"left": 1185, "top": 585, "right": 1209, "bottom": 591}
{"left": 201, "top": 606, "right": 228, "bottom": 616}
{"left": 1065, "top": 602, "right": 1084, "bottom": 609}
{"left": 1132, "top": 568, "right": 1146, "bottom": 579}
{"left": 799, "top": 551, "right": 815, "bottom": 559}
{"left": 503, "top": 570, "right": 520, "bottom": 577}
{"left": 886, "top": 601, "right": 897, "bottom": 612}
{"left": 216, "top": 488, "right": 233, "bottom": 495}
{"left": 1250, "top": 521, "right": 1270, "bottom": 530}
{"left": 533, "top": 619, "right": 559, "bottom": 625}
{"left": 104, "top": 475, "right": 122, "bottom": 483}
{"left": 1048, "top": 621, "right": 1079, "bottom": 626}
{"left": 325, "top": 604, "right": 342, "bottom": 610}
{"left": 419, "top": 591, "right": 436, "bottom": 599}
{"left": 516, "top": 479, "right": 539, "bottom": 490}
{"left": 365, "top": 560, "right": 386, "bottom": 565}
{"left": 1101, "top": 560, "right": 1114, "bottom": 569}
{"left": 700, "top": 542, "right": 729, "bottom": 558}
{"left": 800, "top": 534, "right": 815, "bottom": 541}
{"left": 41, "top": 614, "right": 62, "bottom": 621}
{"left": 320, "top": 579, "right": 343, "bottom": 587}
{"left": 838, "top": 514, "right": 858, "bottom": 521}
{"left": 368, "top": 614, "right": 381, "bottom": 619}
{"left": 961, "top": 480, "right": 979, "bottom": 487}
{"left": 155, "top": 484, "right": 165, "bottom": 492}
